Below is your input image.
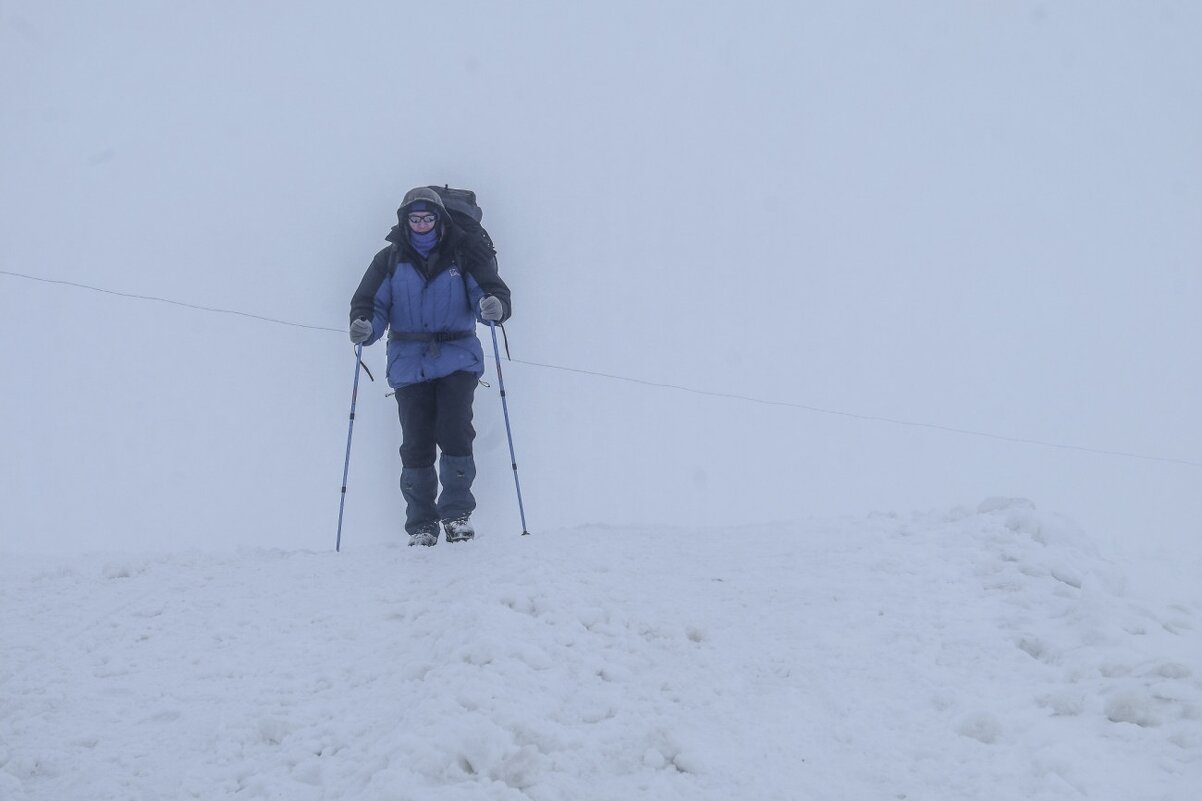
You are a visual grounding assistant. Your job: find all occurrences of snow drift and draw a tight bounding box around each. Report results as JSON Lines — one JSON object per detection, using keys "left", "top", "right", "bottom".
{"left": 2, "top": 499, "right": 1199, "bottom": 800}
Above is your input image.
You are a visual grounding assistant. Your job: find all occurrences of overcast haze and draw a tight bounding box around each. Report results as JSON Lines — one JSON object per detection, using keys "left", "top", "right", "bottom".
{"left": 2, "top": 1, "right": 1200, "bottom": 597}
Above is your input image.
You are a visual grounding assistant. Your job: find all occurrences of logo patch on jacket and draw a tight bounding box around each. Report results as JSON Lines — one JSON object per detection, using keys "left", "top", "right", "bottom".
{"left": 449, "top": 267, "right": 460, "bottom": 277}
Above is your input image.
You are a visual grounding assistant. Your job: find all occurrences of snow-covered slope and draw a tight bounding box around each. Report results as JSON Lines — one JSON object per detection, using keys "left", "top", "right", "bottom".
{"left": 2, "top": 499, "right": 1198, "bottom": 800}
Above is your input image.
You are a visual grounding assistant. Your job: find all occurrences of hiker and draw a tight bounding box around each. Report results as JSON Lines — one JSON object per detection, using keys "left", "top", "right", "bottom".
{"left": 349, "top": 186, "right": 511, "bottom": 546}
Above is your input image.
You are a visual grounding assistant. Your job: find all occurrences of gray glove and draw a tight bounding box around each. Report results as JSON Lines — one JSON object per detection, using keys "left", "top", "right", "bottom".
{"left": 349, "top": 317, "right": 373, "bottom": 344}
{"left": 479, "top": 295, "right": 504, "bottom": 322}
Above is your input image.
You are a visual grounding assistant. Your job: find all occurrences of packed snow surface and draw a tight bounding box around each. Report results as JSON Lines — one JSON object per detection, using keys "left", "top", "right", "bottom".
{"left": 2, "top": 499, "right": 1199, "bottom": 800}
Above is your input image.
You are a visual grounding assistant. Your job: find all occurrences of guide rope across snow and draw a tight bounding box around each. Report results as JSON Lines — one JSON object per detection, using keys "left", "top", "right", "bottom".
{"left": 3, "top": 267, "right": 1199, "bottom": 471}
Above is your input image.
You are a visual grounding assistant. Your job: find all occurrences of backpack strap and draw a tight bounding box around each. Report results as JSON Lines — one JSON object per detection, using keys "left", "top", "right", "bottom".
{"left": 454, "top": 246, "right": 472, "bottom": 299}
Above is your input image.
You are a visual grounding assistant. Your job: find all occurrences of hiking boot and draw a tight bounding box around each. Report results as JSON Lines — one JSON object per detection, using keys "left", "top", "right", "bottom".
{"left": 408, "top": 527, "right": 439, "bottom": 547}
{"left": 443, "top": 517, "right": 475, "bottom": 543}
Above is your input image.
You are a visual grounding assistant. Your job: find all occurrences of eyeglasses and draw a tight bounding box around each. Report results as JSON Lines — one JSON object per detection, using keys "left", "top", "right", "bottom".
{"left": 408, "top": 214, "right": 437, "bottom": 225}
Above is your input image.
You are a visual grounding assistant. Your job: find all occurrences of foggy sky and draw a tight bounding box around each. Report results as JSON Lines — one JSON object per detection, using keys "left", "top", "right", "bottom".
{"left": 2, "top": 1, "right": 1199, "bottom": 599}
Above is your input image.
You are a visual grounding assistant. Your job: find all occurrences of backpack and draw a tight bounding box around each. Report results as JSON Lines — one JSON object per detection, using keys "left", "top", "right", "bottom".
{"left": 428, "top": 185, "right": 496, "bottom": 257}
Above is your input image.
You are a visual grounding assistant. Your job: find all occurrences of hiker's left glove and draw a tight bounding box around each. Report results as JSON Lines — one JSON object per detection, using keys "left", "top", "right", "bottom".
{"left": 479, "top": 296, "right": 504, "bottom": 322}
{"left": 350, "top": 317, "right": 373, "bottom": 344}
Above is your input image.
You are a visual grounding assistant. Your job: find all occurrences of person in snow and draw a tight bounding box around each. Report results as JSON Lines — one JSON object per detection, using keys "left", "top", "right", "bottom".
{"left": 349, "top": 187, "right": 511, "bottom": 547}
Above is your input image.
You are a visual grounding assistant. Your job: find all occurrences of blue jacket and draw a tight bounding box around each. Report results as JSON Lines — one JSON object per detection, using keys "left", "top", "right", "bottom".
{"left": 350, "top": 220, "right": 512, "bottom": 388}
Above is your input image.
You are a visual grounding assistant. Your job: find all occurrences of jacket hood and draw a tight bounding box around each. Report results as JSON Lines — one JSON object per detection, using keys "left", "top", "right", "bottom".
{"left": 398, "top": 186, "right": 447, "bottom": 216}
{"left": 387, "top": 186, "right": 450, "bottom": 244}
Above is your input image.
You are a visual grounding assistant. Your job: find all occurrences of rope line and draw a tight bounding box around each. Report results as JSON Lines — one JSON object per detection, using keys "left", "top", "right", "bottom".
{"left": 3, "top": 267, "right": 1199, "bottom": 469}
{"left": 0, "top": 269, "right": 341, "bottom": 333}
{"left": 506, "top": 357, "right": 1202, "bottom": 468}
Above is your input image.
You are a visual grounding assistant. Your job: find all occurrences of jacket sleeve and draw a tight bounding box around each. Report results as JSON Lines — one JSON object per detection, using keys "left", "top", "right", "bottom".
{"left": 463, "top": 249, "right": 512, "bottom": 323}
{"left": 349, "top": 247, "right": 393, "bottom": 344}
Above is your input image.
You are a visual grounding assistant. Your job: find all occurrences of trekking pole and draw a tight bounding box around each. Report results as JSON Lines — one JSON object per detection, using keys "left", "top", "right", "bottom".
{"left": 488, "top": 322, "right": 530, "bottom": 536}
{"left": 335, "top": 344, "right": 364, "bottom": 552}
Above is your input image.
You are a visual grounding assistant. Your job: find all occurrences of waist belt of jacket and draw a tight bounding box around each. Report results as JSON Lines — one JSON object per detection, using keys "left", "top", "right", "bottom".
{"left": 388, "top": 329, "right": 474, "bottom": 357}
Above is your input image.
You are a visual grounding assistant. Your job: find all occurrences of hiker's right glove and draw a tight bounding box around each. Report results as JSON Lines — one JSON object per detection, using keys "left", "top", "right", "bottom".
{"left": 349, "top": 317, "right": 373, "bottom": 344}
{"left": 479, "top": 296, "right": 504, "bottom": 322}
